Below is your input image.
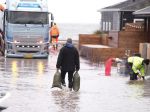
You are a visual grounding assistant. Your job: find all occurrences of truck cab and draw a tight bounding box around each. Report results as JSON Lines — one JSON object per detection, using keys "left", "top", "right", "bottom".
{"left": 3, "top": 0, "right": 54, "bottom": 58}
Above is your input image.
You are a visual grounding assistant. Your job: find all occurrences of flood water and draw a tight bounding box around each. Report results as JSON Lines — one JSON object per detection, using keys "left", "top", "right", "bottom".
{"left": 0, "top": 50, "right": 150, "bottom": 112}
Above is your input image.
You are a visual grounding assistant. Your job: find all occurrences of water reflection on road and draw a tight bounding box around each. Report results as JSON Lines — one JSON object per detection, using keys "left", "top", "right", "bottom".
{"left": 0, "top": 53, "right": 150, "bottom": 112}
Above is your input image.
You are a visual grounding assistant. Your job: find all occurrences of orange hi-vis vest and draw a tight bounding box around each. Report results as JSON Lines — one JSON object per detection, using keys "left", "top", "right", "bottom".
{"left": 50, "top": 25, "right": 59, "bottom": 36}
{"left": 0, "top": 4, "right": 5, "bottom": 11}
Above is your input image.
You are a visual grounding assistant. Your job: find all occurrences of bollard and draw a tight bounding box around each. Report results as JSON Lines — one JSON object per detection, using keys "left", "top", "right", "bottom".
{"left": 105, "top": 58, "right": 113, "bottom": 76}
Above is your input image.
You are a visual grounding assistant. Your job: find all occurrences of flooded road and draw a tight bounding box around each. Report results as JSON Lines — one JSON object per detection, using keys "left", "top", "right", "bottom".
{"left": 0, "top": 51, "right": 150, "bottom": 112}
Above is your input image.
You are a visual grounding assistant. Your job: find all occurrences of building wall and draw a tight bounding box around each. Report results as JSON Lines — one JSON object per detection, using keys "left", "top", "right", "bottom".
{"left": 101, "top": 11, "right": 120, "bottom": 31}
{"left": 80, "top": 45, "right": 127, "bottom": 63}
{"left": 79, "top": 34, "right": 101, "bottom": 49}
{"left": 108, "top": 31, "right": 119, "bottom": 48}
{"left": 118, "top": 31, "right": 149, "bottom": 49}
{"left": 113, "top": 12, "right": 120, "bottom": 31}
{"left": 78, "top": 31, "right": 150, "bottom": 62}
{"left": 108, "top": 31, "right": 149, "bottom": 54}
{"left": 79, "top": 34, "right": 126, "bottom": 62}
{"left": 101, "top": 11, "right": 136, "bottom": 31}
{"left": 79, "top": 34, "right": 108, "bottom": 48}
{"left": 101, "top": 12, "right": 112, "bottom": 31}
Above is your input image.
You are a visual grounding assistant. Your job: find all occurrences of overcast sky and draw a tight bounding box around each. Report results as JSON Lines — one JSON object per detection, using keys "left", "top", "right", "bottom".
{"left": 48, "top": 0, "right": 126, "bottom": 24}
{"left": 0, "top": 0, "right": 126, "bottom": 24}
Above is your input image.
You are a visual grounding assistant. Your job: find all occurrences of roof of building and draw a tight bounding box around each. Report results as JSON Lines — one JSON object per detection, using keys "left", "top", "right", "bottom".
{"left": 122, "top": 0, "right": 150, "bottom": 11}
{"left": 133, "top": 6, "right": 150, "bottom": 15}
{"left": 98, "top": 0, "right": 150, "bottom": 12}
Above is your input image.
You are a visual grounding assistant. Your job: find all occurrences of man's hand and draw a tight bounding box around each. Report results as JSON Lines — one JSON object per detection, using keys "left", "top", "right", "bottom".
{"left": 75, "top": 69, "right": 79, "bottom": 73}
{"left": 137, "top": 70, "right": 142, "bottom": 78}
{"left": 142, "top": 76, "right": 145, "bottom": 80}
{"left": 135, "top": 73, "right": 141, "bottom": 79}
{"left": 137, "top": 74, "right": 142, "bottom": 79}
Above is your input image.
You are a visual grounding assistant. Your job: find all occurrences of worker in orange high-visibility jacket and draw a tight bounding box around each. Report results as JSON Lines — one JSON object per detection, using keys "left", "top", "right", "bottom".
{"left": 0, "top": 4, "right": 5, "bottom": 11}
{"left": 50, "top": 23, "right": 60, "bottom": 50}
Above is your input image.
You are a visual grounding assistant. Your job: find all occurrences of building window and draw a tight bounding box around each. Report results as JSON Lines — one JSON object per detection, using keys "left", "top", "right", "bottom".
{"left": 103, "top": 22, "right": 106, "bottom": 31}
{"left": 109, "top": 22, "right": 111, "bottom": 31}
{"left": 106, "top": 22, "right": 108, "bottom": 31}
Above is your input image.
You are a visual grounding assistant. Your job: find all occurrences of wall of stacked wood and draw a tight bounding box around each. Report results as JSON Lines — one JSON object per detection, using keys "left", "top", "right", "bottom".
{"left": 109, "top": 31, "right": 149, "bottom": 53}
{"left": 79, "top": 34, "right": 101, "bottom": 48}
{"left": 79, "top": 31, "right": 149, "bottom": 63}
{"left": 80, "top": 45, "right": 127, "bottom": 64}
{"left": 79, "top": 34, "right": 127, "bottom": 62}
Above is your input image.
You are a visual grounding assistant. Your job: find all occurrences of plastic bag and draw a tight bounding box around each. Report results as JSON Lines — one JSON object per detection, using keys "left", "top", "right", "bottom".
{"left": 73, "top": 71, "right": 80, "bottom": 92}
{"left": 52, "top": 70, "right": 62, "bottom": 89}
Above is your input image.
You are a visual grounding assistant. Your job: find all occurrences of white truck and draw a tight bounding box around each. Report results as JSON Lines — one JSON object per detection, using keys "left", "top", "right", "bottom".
{"left": 2, "top": 0, "right": 54, "bottom": 58}
{"left": 0, "top": 4, "right": 5, "bottom": 55}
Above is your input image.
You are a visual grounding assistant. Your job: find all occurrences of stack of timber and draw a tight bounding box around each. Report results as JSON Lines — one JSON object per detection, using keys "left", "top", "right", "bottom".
{"left": 125, "top": 23, "right": 144, "bottom": 32}
{"left": 79, "top": 34, "right": 128, "bottom": 63}
{"left": 79, "top": 33, "right": 140, "bottom": 63}
{"left": 80, "top": 44, "right": 126, "bottom": 63}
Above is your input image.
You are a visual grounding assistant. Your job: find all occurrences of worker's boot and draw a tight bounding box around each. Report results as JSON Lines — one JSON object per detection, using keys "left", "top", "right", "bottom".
{"left": 56, "top": 44, "right": 58, "bottom": 50}
{"left": 61, "top": 80, "right": 66, "bottom": 87}
{"left": 69, "top": 88, "right": 72, "bottom": 91}
{"left": 53, "top": 45, "right": 55, "bottom": 50}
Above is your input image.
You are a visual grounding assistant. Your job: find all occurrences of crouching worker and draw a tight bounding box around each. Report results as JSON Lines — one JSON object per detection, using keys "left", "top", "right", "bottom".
{"left": 127, "top": 56, "right": 149, "bottom": 80}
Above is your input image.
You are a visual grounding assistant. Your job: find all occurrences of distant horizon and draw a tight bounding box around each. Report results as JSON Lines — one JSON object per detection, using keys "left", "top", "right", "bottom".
{"left": 57, "top": 23, "right": 100, "bottom": 40}
{"left": 56, "top": 22, "right": 100, "bottom": 24}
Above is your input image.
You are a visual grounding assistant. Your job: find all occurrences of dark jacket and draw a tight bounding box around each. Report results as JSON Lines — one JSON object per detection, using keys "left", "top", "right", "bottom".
{"left": 56, "top": 43, "right": 80, "bottom": 71}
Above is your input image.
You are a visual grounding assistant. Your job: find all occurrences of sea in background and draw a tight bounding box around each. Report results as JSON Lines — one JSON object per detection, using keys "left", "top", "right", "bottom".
{"left": 57, "top": 23, "right": 100, "bottom": 40}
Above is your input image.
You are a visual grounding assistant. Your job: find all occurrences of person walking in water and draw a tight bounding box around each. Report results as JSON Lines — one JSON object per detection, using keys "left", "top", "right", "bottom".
{"left": 50, "top": 23, "right": 60, "bottom": 50}
{"left": 56, "top": 38, "right": 80, "bottom": 91}
{"left": 127, "top": 56, "right": 149, "bottom": 80}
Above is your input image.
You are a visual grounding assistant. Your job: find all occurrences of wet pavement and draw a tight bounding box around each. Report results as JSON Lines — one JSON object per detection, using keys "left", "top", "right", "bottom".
{"left": 0, "top": 50, "right": 150, "bottom": 112}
